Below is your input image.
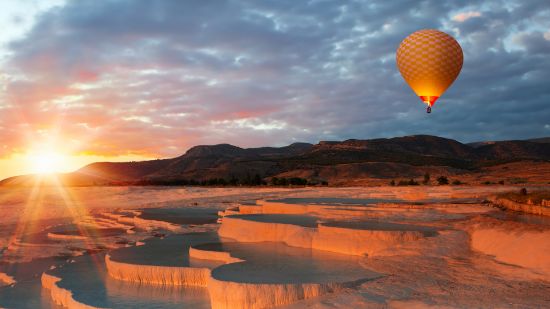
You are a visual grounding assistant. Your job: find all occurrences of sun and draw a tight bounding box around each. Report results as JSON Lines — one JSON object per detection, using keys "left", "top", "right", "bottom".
{"left": 26, "top": 151, "right": 66, "bottom": 174}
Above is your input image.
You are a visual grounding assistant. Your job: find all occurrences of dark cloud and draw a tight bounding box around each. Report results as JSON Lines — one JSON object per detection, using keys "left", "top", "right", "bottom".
{"left": 1, "top": 0, "right": 549, "bottom": 158}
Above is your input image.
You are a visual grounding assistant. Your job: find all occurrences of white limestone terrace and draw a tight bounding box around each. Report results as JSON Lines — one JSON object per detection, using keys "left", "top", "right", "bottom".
{"left": 103, "top": 231, "right": 382, "bottom": 309}
{"left": 214, "top": 197, "right": 550, "bottom": 307}
{"left": 42, "top": 253, "right": 211, "bottom": 309}
{"left": 3, "top": 188, "right": 550, "bottom": 308}
{"left": 42, "top": 232, "right": 379, "bottom": 309}
{"left": 3, "top": 222, "right": 138, "bottom": 264}
{"left": 39, "top": 233, "right": 226, "bottom": 308}
{"left": 200, "top": 241, "right": 380, "bottom": 308}
{"left": 98, "top": 203, "right": 443, "bottom": 308}
{"left": 3, "top": 205, "right": 221, "bottom": 265}
{"left": 218, "top": 213, "right": 438, "bottom": 257}
{"left": 233, "top": 197, "right": 489, "bottom": 225}
{"left": 106, "top": 232, "right": 224, "bottom": 267}
{"left": 97, "top": 206, "right": 219, "bottom": 233}
{"left": 2, "top": 205, "right": 222, "bottom": 308}
{"left": 264, "top": 197, "right": 483, "bottom": 206}
{"left": 37, "top": 198, "right": 454, "bottom": 308}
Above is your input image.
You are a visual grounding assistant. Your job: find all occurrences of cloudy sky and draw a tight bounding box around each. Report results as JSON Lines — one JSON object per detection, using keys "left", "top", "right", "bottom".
{"left": 0, "top": 0, "right": 549, "bottom": 177}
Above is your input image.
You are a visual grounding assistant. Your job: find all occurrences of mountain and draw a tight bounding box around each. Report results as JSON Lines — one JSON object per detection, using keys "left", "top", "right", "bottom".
{"left": 468, "top": 137, "right": 550, "bottom": 148}
{"left": 1, "top": 136, "right": 549, "bottom": 187}
{"left": 527, "top": 137, "right": 550, "bottom": 144}
{"left": 475, "top": 140, "right": 550, "bottom": 160}
{"left": 144, "top": 142, "right": 313, "bottom": 181}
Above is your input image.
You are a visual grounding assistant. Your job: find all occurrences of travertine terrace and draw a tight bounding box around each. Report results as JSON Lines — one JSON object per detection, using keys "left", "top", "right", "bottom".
{"left": 1, "top": 186, "right": 550, "bottom": 308}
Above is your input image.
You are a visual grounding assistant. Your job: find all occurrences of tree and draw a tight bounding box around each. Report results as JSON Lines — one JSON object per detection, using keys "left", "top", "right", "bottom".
{"left": 228, "top": 176, "right": 238, "bottom": 186}
{"left": 390, "top": 180, "right": 396, "bottom": 186}
{"left": 253, "top": 174, "right": 262, "bottom": 186}
{"left": 520, "top": 188, "right": 528, "bottom": 195}
{"left": 289, "top": 177, "right": 307, "bottom": 185}
{"left": 423, "top": 173, "right": 430, "bottom": 185}
{"left": 398, "top": 180, "right": 409, "bottom": 186}
{"left": 437, "top": 176, "right": 449, "bottom": 185}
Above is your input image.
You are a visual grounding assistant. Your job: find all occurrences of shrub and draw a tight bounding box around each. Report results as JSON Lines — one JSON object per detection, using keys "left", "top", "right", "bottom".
{"left": 452, "top": 179, "right": 462, "bottom": 185}
{"left": 520, "top": 188, "right": 528, "bottom": 195}
{"left": 390, "top": 180, "right": 396, "bottom": 186}
{"left": 437, "top": 176, "right": 449, "bottom": 185}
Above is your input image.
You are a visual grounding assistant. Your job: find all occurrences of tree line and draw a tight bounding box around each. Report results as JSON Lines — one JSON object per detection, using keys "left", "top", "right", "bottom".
{"left": 121, "top": 175, "right": 328, "bottom": 187}
{"left": 389, "top": 173, "right": 463, "bottom": 186}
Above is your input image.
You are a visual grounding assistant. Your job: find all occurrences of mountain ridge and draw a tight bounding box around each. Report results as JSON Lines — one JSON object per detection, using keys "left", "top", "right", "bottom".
{"left": 1, "top": 135, "right": 549, "bottom": 186}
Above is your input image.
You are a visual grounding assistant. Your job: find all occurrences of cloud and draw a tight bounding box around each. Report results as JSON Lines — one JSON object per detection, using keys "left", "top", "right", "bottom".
{"left": 0, "top": 0, "right": 549, "bottom": 160}
{"left": 512, "top": 31, "right": 550, "bottom": 54}
{"left": 452, "top": 11, "right": 482, "bottom": 22}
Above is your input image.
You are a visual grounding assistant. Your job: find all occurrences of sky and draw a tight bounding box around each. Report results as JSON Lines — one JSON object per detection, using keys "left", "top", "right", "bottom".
{"left": 0, "top": 0, "right": 549, "bottom": 179}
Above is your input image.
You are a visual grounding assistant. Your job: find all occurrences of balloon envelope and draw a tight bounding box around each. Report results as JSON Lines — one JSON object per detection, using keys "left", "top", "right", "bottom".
{"left": 396, "top": 29, "right": 463, "bottom": 108}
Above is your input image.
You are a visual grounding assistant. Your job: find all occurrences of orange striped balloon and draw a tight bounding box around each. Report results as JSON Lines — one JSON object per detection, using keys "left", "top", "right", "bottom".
{"left": 396, "top": 29, "right": 463, "bottom": 112}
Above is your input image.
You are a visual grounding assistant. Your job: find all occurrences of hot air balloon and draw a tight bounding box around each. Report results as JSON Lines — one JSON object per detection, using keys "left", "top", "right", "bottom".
{"left": 396, "top": 29, "right": 463, "bottom": 113}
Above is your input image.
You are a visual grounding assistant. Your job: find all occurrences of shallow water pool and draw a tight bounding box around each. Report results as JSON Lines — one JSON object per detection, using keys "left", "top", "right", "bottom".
{"left": 203, "top": 242, "right": 378, "bottom": 284}
{"left": 50, "top": 254, "right": 212, "bottom": 309}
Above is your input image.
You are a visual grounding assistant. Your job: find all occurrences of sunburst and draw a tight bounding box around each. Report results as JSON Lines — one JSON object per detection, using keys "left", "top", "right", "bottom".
{"left": 25, "top": 151, "right": 66, "bottom": 174}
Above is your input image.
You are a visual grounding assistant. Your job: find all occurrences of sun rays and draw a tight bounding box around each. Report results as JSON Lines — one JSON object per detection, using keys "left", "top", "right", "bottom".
{"left": 3, "top": 175, "right": 107, "bottom": 275}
